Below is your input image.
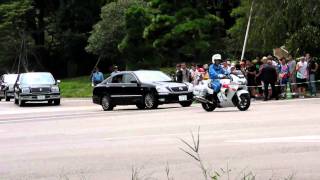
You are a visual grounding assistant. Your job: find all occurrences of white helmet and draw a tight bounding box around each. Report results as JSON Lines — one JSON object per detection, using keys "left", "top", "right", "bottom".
{"left": 212, "top": 54, "right": 222, "bottom": 64}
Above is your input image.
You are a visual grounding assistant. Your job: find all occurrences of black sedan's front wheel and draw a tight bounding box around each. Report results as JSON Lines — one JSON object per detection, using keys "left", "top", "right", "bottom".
{"left": 101, "top": 95, "right": 114, "bottom": 111}
{"left": 136, "top": 103, "right": 146, "bottom": 110}
{"left": 144, "top": 93, "right": 158, "bottom": 109}
{"left": 179, "top": 100, "right": 193, "bottom": 107}
{"left": 54, "top": 99, "right": 60, "bottom": 105}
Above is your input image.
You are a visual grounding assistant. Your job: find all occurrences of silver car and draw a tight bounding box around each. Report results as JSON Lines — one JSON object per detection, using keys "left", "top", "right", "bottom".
{"left": 0, "top": 74, "right": 18, "bottom": 101}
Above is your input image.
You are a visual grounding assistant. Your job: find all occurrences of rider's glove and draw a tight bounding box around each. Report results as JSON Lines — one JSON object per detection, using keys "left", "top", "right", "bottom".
{"left": 218, "top": 74, "right": 225, "bottom": 78}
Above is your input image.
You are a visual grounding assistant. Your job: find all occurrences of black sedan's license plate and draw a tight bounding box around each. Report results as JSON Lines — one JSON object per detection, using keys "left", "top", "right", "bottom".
{"left": 178, "top": 95, "right": 187, "bottom": 101}
{"left": 37, "top": 95, "right": 45, "bottom": 100}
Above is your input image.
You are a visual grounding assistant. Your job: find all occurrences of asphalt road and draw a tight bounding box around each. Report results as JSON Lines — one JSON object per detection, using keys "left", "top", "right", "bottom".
{"left": 1, "top": 98, "right": 320, "bottom": 180}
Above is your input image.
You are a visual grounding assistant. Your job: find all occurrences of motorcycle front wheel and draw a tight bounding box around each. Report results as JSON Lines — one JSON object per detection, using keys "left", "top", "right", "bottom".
{"left": 201, "top": 103, "right": 216, "bottom": 112}
{"left": 236, "top": 94, "right": 251, "bottom": 111}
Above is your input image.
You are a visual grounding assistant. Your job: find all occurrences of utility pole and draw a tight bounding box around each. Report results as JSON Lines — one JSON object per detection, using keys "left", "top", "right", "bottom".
{"left": 241, "top": 0, "right": 254, "bottom": 60}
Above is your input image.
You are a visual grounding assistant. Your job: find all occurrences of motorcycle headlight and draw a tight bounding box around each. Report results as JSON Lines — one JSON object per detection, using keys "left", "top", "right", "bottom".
{"left": 156, "top": 86, "right": 170, "bottom": 93}
{"left": 21, "top": 87, "right": 30, "bottom": 93}
{"left": 51, "top": 86, "right": 60, "bottom": 93}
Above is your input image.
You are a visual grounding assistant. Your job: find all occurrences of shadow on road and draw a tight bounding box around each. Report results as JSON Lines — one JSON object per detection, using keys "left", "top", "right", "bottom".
{"left": 198, "top": 109, "right": 243, "bottom": 113}
{"left": 18, "top": 102, "right": 60, "bottom": 107}
{"left": 114, "top": 106, "right": 180, "bottom": 111}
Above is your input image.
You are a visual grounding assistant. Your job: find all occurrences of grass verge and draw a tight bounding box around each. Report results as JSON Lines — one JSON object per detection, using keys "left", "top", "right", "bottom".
{"left": 60, "top": 76, "right": 92, "bottom": 98}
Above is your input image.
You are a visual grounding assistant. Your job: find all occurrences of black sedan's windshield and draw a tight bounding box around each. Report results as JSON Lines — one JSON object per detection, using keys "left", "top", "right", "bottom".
{"left": 134, "top": 71, "right": 172, "bottom": 83}
{"left": 20, "top": 73, "right": 55, "bottom": 85}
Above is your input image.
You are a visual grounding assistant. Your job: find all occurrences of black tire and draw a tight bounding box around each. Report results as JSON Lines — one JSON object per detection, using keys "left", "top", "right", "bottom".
{"left": 144, "top": 92, "right": 158, "bottom": 109}
{"left": 5, "top": 92, "right": 10, "bottom": 101}
{"left": 18, "top": 97, "right": 25, "bottom": 107}
{"left": 14, "top": 98, "right": 18, "bottom": 104}
{"left": 136, "top": 103, "right": 146, "bottom": 109}
{"left": 53, "top": 99, "right": 60, "bottom": 105}
{"left": 236, "top": 94, "right": 251, "bottom": 111}
{"left": 201, "top": 103, "right": 216, "bottom": 112}
{"left": 179, "top": 100, "right": 193, "bottom": 107}
{"left": 101, "top": 95, "right": 114, "bottom": 111}
{"left": 48, "top": 100, "right": 53, "bottom": 105}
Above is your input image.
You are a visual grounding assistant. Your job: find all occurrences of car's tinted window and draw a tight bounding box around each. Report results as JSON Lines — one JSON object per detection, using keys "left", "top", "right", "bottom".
{"left": 112, "top": 75, "right": 123, "bottom": 83}
{"left": 134, "top": 71, "right": 172, "bottom": 82}
{"left": 101, "top": 77, "right": 112, "bottom": 84}
{"left": 122, "top": 74, "right": 137, "bottom": 83}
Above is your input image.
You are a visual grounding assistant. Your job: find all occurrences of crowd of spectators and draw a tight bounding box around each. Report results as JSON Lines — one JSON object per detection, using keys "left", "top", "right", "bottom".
{"left": 174, "top": 53, "right": 319, "bottom": 101}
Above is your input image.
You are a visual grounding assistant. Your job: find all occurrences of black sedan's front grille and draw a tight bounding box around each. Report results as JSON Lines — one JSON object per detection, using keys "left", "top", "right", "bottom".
{"left": 170, "top": 86, "right": 188, "bottom": 92}
{"left": 31, "top": 87, "right": 51, "bottom": 93}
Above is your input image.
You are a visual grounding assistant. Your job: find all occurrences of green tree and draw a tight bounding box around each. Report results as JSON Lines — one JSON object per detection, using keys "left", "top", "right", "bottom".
{"left": 143, "top": 0, "right": 224, "bottom": 64}
{"left": 0, "top": 0, "right": 33, "bottom": 73}
{"left": 118, "top": 3, "right": 158, "bottom": 69}
{"left": 229, "top": 0, "right": 320, "bottom": 57}
{"left": 86, "top": 0, "right": 142, "bottom": 69}
{"left": 0, "top": 0, "right": 107, "bottom": 76}
{"left": 47, "top": 0, "right": 107, "bottom": 76}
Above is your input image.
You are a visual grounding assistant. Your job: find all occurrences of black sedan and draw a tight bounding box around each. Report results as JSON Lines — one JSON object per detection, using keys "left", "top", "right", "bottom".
{"left": 92, "top": 70, "right": 194, "bottom": 110}
{"left": 14, "top": 72, "right": 61, "bottom": 106}
{"left": 0, "top": 74, "right": 18, "bottom": 101}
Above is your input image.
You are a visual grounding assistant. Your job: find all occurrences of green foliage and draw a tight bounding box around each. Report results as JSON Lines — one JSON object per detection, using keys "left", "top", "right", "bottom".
{"left": 60, "top": 76, "right": 94, "bottom": 98}
{"left": 86, "top": 0, "right": 142, "bottom": 67}
{"left": 0, "top": 0, "right": 107, "bottom": 76}
{"left": 0, "top": 0, "right": 32, "bottom": 30}
{"left": 118, "top": 2, "right": 159, "bottom": 69}
{"left": 229, "top": 0, "right": 320, "bottom": 57}
{"left": 0, "top": 0, "right": 33, "bottom": 71}
{"left": 144, "top": 0, "right": 224, "bottom": 63}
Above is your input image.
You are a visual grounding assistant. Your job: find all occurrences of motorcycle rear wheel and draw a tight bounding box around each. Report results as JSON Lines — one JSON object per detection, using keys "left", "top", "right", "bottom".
{"left": 201, "top": 103, "right": 216, "bottom": 112}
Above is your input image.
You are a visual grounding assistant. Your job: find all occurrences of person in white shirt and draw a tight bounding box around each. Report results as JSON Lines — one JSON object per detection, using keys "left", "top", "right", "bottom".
{"left": 296, "top": 57, "right": 308, "bottom": 98}
{"left": 221, "top": 60, "right": 231, "bottom": 74}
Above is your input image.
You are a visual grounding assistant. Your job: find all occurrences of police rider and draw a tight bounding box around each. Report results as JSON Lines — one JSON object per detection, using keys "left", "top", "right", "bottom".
{"left": 209, "top": 54, "right": 227, "bottom": 101}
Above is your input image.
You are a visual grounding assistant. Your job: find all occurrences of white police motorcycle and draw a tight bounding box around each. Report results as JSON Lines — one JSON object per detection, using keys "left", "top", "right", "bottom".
{"left": 193, "top": 73, "right": 251, "bottom": 112}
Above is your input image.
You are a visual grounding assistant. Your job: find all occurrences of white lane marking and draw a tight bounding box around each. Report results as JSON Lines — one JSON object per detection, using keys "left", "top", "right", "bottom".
{"left": 0, "top": 106, "right": 100, "bottom": 115}
{"left": 227, "top": 136, "right": 320, "bottom": 144}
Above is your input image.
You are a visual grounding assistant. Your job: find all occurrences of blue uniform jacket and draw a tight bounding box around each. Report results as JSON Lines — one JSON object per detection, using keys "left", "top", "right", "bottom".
{"left": 209, "top": 64, "right": 226, "bottom": 92}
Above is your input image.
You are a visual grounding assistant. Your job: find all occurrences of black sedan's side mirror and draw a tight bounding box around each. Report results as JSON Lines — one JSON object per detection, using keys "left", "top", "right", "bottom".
{"left": 130, "top": 80, "right": 138, "bottom": 84}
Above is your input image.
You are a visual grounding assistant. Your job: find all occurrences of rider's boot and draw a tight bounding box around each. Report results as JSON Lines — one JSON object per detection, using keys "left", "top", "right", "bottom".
{"left": 213, "top": 92, "right": 220, "bottom": 103}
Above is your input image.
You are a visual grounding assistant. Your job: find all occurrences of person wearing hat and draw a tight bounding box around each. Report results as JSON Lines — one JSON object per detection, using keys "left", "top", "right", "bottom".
{"left": 209, "top": 54, "right": 226, "bottom": 101}
{"left": 111, "top": 66, "right": 120, "bottom": 76}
